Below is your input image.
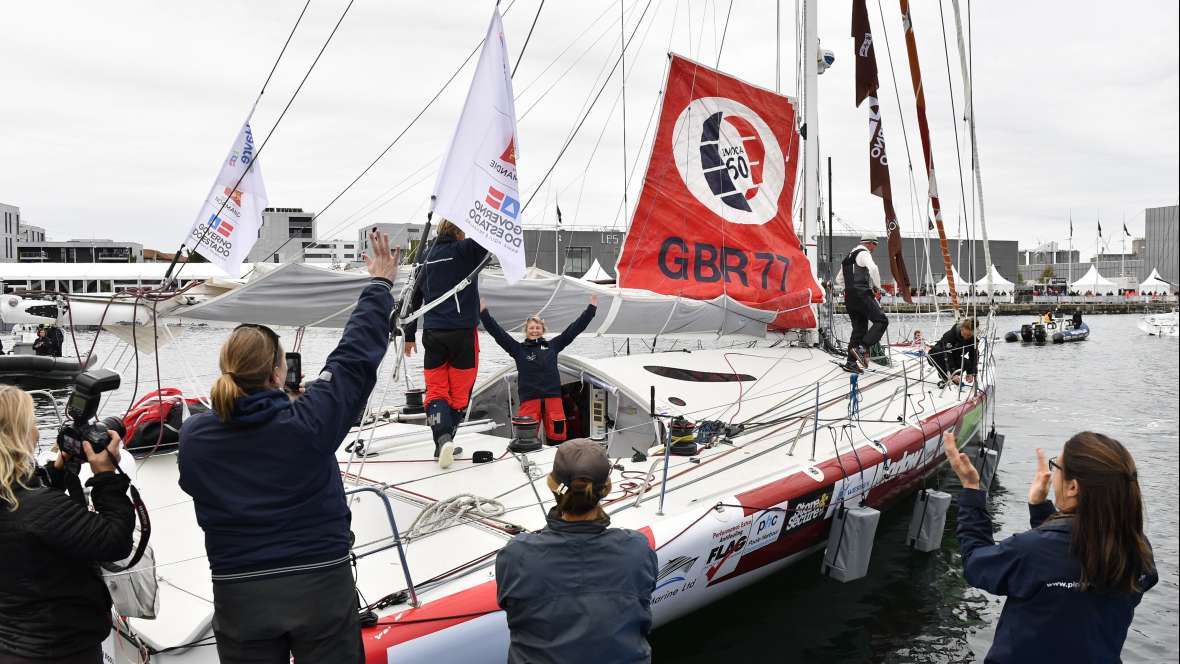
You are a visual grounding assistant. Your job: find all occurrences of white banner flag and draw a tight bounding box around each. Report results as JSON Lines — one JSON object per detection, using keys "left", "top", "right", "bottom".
{"left": 431, "top": 6, "right": 525, "bottom": 283}
{"left": 183, "top": 116, "right": 268, "bottom": 277}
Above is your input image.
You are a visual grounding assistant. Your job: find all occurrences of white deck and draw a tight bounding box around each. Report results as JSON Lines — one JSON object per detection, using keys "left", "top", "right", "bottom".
{"left": 116, "top": 343, "right": 990, "bottom": 661}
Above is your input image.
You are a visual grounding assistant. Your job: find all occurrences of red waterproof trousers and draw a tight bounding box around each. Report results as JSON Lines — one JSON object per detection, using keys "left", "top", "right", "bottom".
{"left": 517, "top": 397, "right": 567, "bottom": 443}
{"left": 423, "top": 328, "right": 480, "bottom": 411}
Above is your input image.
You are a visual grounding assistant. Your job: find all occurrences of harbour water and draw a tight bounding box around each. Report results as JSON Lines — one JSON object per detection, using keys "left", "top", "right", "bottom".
{"left": 32, "top": 313, "right": 1178, "bottom": 663}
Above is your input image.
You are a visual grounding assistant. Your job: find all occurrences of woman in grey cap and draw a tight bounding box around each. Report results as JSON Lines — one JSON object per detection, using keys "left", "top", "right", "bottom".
{"left": 495, "top": 439, "right": 658, "bottom": 664}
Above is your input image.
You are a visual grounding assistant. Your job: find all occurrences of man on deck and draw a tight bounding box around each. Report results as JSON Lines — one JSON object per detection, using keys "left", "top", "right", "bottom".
{"left": 836, "top": 233, "right": 888, "bottom": 373}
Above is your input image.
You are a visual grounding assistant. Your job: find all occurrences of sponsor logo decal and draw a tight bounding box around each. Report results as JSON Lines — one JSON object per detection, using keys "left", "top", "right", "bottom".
{"left": 671, "top": 97, "right": 786, "bottom": 225}
{"left": 652, "top": 555, "right": 699, "bottom": 605}
{"left": 784, "top": 489, "right": 832, "bottom": 533}
{"left": 223, "top": 186, "right": 243, "bottom": 206}
{"left": 484, "top": 185, "right": 521, "bottom": 220}
{"left": 208, "top": 214, "right": 235, "bottom": 238}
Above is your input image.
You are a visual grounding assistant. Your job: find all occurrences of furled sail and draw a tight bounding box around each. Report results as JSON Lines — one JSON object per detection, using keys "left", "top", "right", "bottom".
{"left": 615, "top": 55, "right": 822, "bottom": 331}
{"left": 170, "top": 262, "right": 778, "bottom": 338}
{"left": 898, "top": 0, "right": 960, "bottom": 312}
{"left": 851, "top": 0, "right": 912, "bottom": 302}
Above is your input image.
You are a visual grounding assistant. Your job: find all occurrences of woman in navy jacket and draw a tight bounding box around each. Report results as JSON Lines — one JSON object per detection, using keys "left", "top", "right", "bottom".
{"left": 479, "top": 296, "right": 597, "bottom": 443}
{"left": 943, "top": 430, "right": 1157, "bottom": 663}
{"left": 178, "top": 231, "right": 399, "bottom": 664}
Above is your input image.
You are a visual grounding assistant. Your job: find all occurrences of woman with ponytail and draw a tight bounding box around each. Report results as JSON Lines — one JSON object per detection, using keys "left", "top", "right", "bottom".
{"left": 178, "top": 231, "right": 399, "bottom": 664}
{"left": 495, "top": 439, "right": 657, "bottom": 664}
{"left": 944, "top": 431, "right": 1157, "bottom": 663}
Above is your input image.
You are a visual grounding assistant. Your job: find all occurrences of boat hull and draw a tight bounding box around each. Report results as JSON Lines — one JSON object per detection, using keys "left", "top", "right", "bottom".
{"left": 360, "top": 390, "right": 990, "bottom": 663}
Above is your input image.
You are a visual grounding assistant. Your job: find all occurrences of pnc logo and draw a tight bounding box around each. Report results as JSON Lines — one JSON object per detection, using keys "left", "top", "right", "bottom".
{"left": 672, "top": 97, "right": 787, "bottom": 226}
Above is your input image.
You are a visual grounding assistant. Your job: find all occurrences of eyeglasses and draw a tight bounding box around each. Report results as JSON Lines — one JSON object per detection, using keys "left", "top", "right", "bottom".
{"left": 1048, "top": 456, "right": 1062, "bottom": 473}
{"left": 233, "top": 323, "right": 283, "bottom": 367}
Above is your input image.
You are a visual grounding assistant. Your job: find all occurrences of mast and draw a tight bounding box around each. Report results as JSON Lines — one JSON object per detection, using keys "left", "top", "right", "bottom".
{"left": 802, "top": 0, "right": 819, "bottom": 273}
{"left": 898, "top": 0, "right": 959, "bottom": 315}
{"left": 949, "top": 0, "right": 992, "bottom": 301}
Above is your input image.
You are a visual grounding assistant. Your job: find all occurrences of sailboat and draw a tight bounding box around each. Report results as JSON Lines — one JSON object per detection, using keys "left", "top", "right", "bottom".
{"left": 24, "top": 3, "right": 999, "bottom": 662}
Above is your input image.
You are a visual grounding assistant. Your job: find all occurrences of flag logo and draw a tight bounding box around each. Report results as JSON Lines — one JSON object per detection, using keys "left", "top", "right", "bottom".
{"left": 485, "top": 185, "right": 521, "bottom": 220}
{"left": 672, "top": 97, "right": 786, "bottom": 225}
{"left": 208, "top": 214, "right": 235, "bottom": 238}
{"left": 223, "top": 186, "right": 243, "bottom": 206}
{"left": 500, "top": 137, "right": 517, "bottom": 165}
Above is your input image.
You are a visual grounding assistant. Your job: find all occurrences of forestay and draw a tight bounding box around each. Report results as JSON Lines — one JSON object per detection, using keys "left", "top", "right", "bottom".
{"left": 171, "top": 262, "right": 777, "bottom": 337}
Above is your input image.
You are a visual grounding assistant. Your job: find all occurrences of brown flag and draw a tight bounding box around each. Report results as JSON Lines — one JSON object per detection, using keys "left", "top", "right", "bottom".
{"left": 852, "top": 0, "right": 912, "bottom": 302}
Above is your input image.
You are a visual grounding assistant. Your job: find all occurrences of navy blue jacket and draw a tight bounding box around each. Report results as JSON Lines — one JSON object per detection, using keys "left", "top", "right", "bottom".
{"left": 178, "top": 278, "right": 394, "bottom": 578}
{"left": 496, "top": 509, "right": 657, "bottom": 664}
{"left": 956, "top": 488, "right": 1157, "bottom": 663}
{"left": 480, "top": 304, "right": 597, "bottom": 401}
{"left": 403, "top": 236, "right": 488, "bottom": 341}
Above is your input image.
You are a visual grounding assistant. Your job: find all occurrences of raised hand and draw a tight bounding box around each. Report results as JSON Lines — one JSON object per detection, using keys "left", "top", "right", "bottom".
{"left": 1029, "top": 448, "right": 1051, "bottom": 505}
{"left": 363, "top": 230, "right": 399, "bottom": 282}
{"left": 942, "top": 431, "right": 981, "bottom": 490}
{"left": 590, "top": 294, "right": 598, "bottom": 307}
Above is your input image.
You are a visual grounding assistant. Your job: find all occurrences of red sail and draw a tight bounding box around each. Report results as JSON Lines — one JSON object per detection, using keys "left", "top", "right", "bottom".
{"left": 616, "top": 55, "right": 821, "bottom": 330}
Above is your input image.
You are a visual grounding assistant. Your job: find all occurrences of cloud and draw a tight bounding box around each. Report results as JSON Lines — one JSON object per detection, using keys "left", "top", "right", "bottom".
{"left": 1, "top": 0, "right": 1175, "bottom": 263}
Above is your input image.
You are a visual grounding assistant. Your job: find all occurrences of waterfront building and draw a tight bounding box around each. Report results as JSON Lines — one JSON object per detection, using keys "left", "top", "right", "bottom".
{"left": 248, "top": 207, "right": 316, "bottom": 264}
{"left": 16, "top": 239, "right": 143, "bottom": 263}
{"left": 0, "top": 203, "right": 20, "bottom": 262}
{"left": 1145, "top": 204, "right": 1179, "bottom": 284}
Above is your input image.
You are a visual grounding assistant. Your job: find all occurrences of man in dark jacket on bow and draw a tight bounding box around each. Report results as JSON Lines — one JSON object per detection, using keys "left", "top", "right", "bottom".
{"left": 929, "top": 318, "right": 977, "bottom": 386}
{"left": 496, "top": 439, "right": 657, "bottom": 664}
{"left": 401, "top": 220, "right": 489, "bottom": 467}
{"left": 479, "top": 296, "right": 598, "bottom": 443}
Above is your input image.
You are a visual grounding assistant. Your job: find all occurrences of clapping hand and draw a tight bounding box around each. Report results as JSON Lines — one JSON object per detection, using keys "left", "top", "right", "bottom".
{"left": 942, "top": 431, "right": 981, "bottom": 490}
{"left": 1028, "top": 448, "right": 1051, "bottom": 505}
{"left": 590, "top": 294, "right": 598, "bottom": 307}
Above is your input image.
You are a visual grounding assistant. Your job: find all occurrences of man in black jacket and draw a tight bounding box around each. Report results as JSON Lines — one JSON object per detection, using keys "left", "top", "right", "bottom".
{"left": 929, "top": 318, "right": 977, "bottom": 386}
{"left": 0, "top": 423, "right": 134, "bottom": 663}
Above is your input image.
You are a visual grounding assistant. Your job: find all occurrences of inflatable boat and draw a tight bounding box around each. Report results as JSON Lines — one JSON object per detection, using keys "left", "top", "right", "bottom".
{"left": 1052, "top": 321, "right": 1089, "bottom": 343}
{"left": 0, "top": 354, "right": 98, "bottom": 389}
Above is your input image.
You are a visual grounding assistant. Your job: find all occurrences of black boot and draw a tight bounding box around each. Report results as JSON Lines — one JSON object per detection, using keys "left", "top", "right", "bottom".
{"left": 426, "top": 400, "right": 454, "bottom": 456}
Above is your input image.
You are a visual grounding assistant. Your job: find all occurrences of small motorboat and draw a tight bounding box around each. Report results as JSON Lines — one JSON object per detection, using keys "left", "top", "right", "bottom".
{"left": 1138, "top": 311, "right": 1178, "bottom": 337}
{"left": 1051, "top": 320, "right": 1089, "bottom": 343}
{"left": 0, "top": 353, "right": 99, "bottom": 389}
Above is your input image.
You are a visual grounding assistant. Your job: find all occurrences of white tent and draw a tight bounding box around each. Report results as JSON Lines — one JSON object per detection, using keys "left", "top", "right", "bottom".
{"left": 1070, "top": 265, "right": 1119, "bottom": 295}
{"left": 579, "top": 259, "right": 613, "bottom": 283}
{"left": 935, "top": 266, "right": 971, "bottom": 295}
{"left": 973, "top": 264, "right": 1016, "bottom": 301}
{"left": 1138, "top": 268, "right": 1172, "bottom": 295}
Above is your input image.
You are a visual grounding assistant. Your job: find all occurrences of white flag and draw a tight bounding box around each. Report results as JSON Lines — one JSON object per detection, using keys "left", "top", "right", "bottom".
{"left": 431, "top": 6, "right": 525, "bottom": 283}
{"left": 182, "top": 116, "right": 269, "bottom": 277}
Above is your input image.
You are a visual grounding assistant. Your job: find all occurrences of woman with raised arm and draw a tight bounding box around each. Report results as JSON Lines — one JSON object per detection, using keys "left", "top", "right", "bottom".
{"left": 480, "top": 295, "right": 597, "bottom": 444}
{"left": 178, "top": 231, "right": 399, "bottom": 664}
{"left": 943, "top": 431, "right": 1157, "bottom": 663}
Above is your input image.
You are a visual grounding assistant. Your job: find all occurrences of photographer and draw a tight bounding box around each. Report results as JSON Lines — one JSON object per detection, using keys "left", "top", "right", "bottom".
{"left": 178, "top": 231, "right": 399, "bottom": 664}
{"left": 943, "top": 431, "right": 1157, "bottom": 662}
{"left": 0, "top": 385, "right": 134, "bottom": 664}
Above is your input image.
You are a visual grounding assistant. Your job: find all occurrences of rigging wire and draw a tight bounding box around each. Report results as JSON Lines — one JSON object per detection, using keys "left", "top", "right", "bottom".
{"left": 716, "top": 0, "right": 734, "bottom": 69}
{"left": 519, "top": 0, "right": 655, "bottom": 215}
{"left": 173, "top": 0, "right": 358, "bottom": 284}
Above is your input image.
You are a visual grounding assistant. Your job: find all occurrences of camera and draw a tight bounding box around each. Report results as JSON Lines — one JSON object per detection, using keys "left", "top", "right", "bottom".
{"left": 57, "top": 369, "right": 126, "bottom": 470}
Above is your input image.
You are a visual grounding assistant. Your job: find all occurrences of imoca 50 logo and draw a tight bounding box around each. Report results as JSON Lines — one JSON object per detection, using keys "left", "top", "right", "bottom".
{"left": 672, "top": 97, "right": 786, "bottom": 226}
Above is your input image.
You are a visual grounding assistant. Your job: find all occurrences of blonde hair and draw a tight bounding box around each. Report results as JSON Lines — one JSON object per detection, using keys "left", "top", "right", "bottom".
{"left": 211, "top": 326, "right": 282, "bottom": 422}
{"left": 0, "top": 386, "right": 38, "bottom": 511}
{"left": 436, "top": 219, "right": 465, "bottom": 240}
{"left": 960, "top": 318, "right": 976, "bottom": 333}
{"left": 525, "top": 315, "right": 546, "bottom": 334}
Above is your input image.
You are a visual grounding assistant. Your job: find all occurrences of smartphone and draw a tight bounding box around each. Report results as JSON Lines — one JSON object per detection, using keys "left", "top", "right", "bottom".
{"left": 284, "top": 352, "right": 302, "bottom": 392}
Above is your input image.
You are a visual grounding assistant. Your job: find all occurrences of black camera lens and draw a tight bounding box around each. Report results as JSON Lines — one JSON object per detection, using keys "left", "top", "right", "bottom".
{"left": 100, "top": 415, "right": 126, "bottom": 439}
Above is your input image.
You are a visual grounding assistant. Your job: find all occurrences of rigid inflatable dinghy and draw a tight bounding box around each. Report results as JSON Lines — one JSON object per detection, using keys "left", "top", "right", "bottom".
{"left": 0, "top": 354, "right": 98, "bottom": 389}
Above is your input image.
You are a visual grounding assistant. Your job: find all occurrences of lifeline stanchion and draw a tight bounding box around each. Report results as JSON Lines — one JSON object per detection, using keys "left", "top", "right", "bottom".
{"left": 810, "top": 382, "right": 820, "bottom": 461}
{"left": 653, "top": 386, "right": 672, "bottom": 516}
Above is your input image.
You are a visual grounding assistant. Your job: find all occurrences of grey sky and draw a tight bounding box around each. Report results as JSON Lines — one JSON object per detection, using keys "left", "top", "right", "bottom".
{"left": 1, "top": 0, "right": 1176, "bottom": 263}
